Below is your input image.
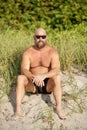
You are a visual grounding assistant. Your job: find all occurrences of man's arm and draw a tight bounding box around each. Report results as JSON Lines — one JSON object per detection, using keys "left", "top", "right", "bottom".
{"left": 21, "top": 52, "right": 33, "bottom": 81}
{"left": 43, "top": 50, "right": 60, "bottom": 78}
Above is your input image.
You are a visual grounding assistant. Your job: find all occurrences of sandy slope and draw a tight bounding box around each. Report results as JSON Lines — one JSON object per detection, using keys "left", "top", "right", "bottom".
{"left": 0, "top": 70, "right": 87, "bottom": 130}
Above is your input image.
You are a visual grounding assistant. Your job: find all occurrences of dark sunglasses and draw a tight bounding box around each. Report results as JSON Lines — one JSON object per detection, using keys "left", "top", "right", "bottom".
{"left": 35, "top": 35, "right": 46, "bottom": 39}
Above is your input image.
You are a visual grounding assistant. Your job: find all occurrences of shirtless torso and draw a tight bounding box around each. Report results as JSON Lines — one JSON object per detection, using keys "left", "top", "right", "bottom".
{"left": 24, "top": 45, "right": 58, "bottom": 73}
{"left": 28, "top": 45, "right": 51, "bottom": 74}
{"left": 21, "top": 44, "right": 60, "bottom": 83}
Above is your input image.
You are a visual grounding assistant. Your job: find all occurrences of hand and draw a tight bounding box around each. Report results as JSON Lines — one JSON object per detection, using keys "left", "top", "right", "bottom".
{"left": 32, "top": 75, "right": 46, "bottom": 87}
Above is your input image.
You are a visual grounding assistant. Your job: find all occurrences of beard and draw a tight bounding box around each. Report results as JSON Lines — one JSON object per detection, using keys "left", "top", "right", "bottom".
{"left": 36, "top": 41, "right": 46, "bottom": 48}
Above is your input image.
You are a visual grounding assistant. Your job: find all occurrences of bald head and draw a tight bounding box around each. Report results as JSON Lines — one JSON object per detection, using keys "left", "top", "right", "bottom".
{"left": 34, "top": 28, "right": 47, "bottom": 49}
{"left": 35, "top": 28, "right": 46, "bottom": 36}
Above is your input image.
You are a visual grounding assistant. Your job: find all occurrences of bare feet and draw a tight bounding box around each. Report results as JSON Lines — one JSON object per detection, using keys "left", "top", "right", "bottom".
{"left": 12, "top": 111, "right": 25, "bottom": 120}
{"left": 56, "top": 106, "right": 66, "bottom": 120}
{"left": 12, "top": 114, "right": 21, "bottom": 120}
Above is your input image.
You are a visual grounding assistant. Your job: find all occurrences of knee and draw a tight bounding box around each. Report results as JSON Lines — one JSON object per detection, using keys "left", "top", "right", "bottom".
{"left": 51, "top": 75, "right": 61, "bottom": 89}
{"left": 17, "top": 75, "right": 26, "bottom": 84}
{"left": 51, "top": 75, "right": 61, "bottom": 83}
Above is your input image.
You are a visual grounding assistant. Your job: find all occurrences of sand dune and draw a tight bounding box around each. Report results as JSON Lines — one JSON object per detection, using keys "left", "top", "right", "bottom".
{"left": 0, "top": 70, "right": 87, "bottom": 130}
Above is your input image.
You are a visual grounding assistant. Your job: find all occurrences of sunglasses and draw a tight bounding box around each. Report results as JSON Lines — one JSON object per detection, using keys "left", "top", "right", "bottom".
{"left": 35, "top": 35, "right": 46, "bottom": 39}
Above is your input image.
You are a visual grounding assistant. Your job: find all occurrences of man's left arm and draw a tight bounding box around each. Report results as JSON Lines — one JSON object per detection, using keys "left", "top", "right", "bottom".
{"left": 43, "top": 50, "right": 60, "bottom": 78}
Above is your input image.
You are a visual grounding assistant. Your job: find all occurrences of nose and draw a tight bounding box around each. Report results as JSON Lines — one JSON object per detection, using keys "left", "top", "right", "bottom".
{"left": 39, "top": 37, "right": 43, "bottom": 40}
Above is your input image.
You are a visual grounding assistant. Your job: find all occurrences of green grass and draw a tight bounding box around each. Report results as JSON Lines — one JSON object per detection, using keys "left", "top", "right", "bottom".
{"left": 0, "top": 29, "right": 33, "bottom": 96}
{"left": 0, "top": 23, "right": 87, "bottom": 96}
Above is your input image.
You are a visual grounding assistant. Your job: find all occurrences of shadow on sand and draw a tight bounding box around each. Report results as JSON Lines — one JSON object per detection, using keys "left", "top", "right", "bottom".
{"left": 9, "top": 85, "right": 54, "bottom": 114}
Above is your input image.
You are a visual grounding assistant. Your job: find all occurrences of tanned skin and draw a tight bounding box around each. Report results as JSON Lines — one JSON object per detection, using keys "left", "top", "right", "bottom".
{"left": 13, "top": 28, "right": 66, "bottom": 120}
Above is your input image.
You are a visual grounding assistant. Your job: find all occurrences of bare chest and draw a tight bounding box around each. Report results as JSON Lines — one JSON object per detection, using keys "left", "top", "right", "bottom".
{"left": 30, "top": 52, "right": 51, "bottom": 68}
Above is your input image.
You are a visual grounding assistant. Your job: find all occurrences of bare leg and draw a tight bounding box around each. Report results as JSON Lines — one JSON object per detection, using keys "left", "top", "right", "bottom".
{"left": 47, "top": 75, "right": 66, "bottom": 120}
{"left": 12, "top": 75, "right": 27, "bottom": 119}
{"left": 13, "top": 75, "right": 35, "bottom": 119}
{"left": 53, "top": 76, "right": 66, "bottom": 120}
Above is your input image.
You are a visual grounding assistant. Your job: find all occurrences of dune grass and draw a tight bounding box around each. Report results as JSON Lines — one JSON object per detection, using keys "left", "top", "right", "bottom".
{"left": 0, "top": 23, "right": 87, "bottom": 96}
{"left": 0, "top": 29, "right": 33, "bottom": 96}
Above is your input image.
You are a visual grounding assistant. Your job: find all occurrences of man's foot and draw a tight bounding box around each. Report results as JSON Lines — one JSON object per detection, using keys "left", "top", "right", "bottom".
{"left": 12, "top": 112, "right": 25, "bottom": 121}
{"left": 56, "top": 107, "right": 66, "bottom": 120}
{"left": 12, "top": 114, "right": 20, "bottom": 120}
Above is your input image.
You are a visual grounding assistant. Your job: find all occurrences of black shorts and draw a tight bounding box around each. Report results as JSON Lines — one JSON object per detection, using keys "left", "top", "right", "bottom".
{"left": 34, "top": 78, "right": 51, "bottom": 94}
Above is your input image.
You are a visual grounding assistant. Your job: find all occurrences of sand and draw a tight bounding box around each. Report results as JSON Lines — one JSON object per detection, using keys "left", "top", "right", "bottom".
{"left": 0, "top": 70, "right": 87, "bottom": 130}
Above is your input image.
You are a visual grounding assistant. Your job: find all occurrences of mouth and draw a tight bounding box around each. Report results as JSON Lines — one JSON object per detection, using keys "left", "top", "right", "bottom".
{"left": 38, "top": 40, "right": 44, "bottom": 43}
{"left": 36, "top": 41, "right": 45, "bottom": 48}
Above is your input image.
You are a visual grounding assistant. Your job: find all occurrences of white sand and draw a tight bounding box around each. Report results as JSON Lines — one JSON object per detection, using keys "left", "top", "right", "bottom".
{"left": 0, "top": 70, "right": 87, "bottom": 130}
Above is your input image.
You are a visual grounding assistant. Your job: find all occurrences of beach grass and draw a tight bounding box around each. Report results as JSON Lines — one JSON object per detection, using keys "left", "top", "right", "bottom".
{"left": 0, "top": 23, "right": 87, "bottom": 95}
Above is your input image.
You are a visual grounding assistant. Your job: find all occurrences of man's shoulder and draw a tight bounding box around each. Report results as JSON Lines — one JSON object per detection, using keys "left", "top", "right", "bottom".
{"left": 48, "top": 46, "right": 58, "bottom": 54}
{"left": 22, "top": 46, "right": 33, "bottom": 56}
{"left": 23, "top": 46, "right": 33, "bottom": 53}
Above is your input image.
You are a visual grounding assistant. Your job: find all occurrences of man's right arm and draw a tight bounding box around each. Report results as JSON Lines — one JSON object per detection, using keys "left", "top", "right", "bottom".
{"left": 21, "top": 52, "right": 33, "bottom": 81}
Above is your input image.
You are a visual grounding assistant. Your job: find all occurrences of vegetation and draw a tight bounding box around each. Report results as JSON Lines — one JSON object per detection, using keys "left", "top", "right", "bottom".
{"left": 0, "top": 0, "right": 87, "bottom": 96}
{"left": 0, "top": 0, "right": 87, "bottom": 30}
{"left": 0, "top": 23, "right": 87, "bottom": 96}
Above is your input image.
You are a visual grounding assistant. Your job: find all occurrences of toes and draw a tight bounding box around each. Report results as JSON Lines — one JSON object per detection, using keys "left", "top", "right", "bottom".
{"left": 57, "top": 112, "right": 66, "bottom": 120}
{"left": 58, "top": 114, "right": 66, "bottom": 120}
{"left": 12, "top": 116, "right": 19, "bottom": 121}
{"left": 11, "top": 115, "right": 21, "bottom": 121}
{"left": 11, "top": 112, "right": 25, "bottom": 121}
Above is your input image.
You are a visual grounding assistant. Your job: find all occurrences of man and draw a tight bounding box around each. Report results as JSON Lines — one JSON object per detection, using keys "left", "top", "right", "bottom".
{"left": 13, "top": 28, "right": 65, "bottom": 120}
